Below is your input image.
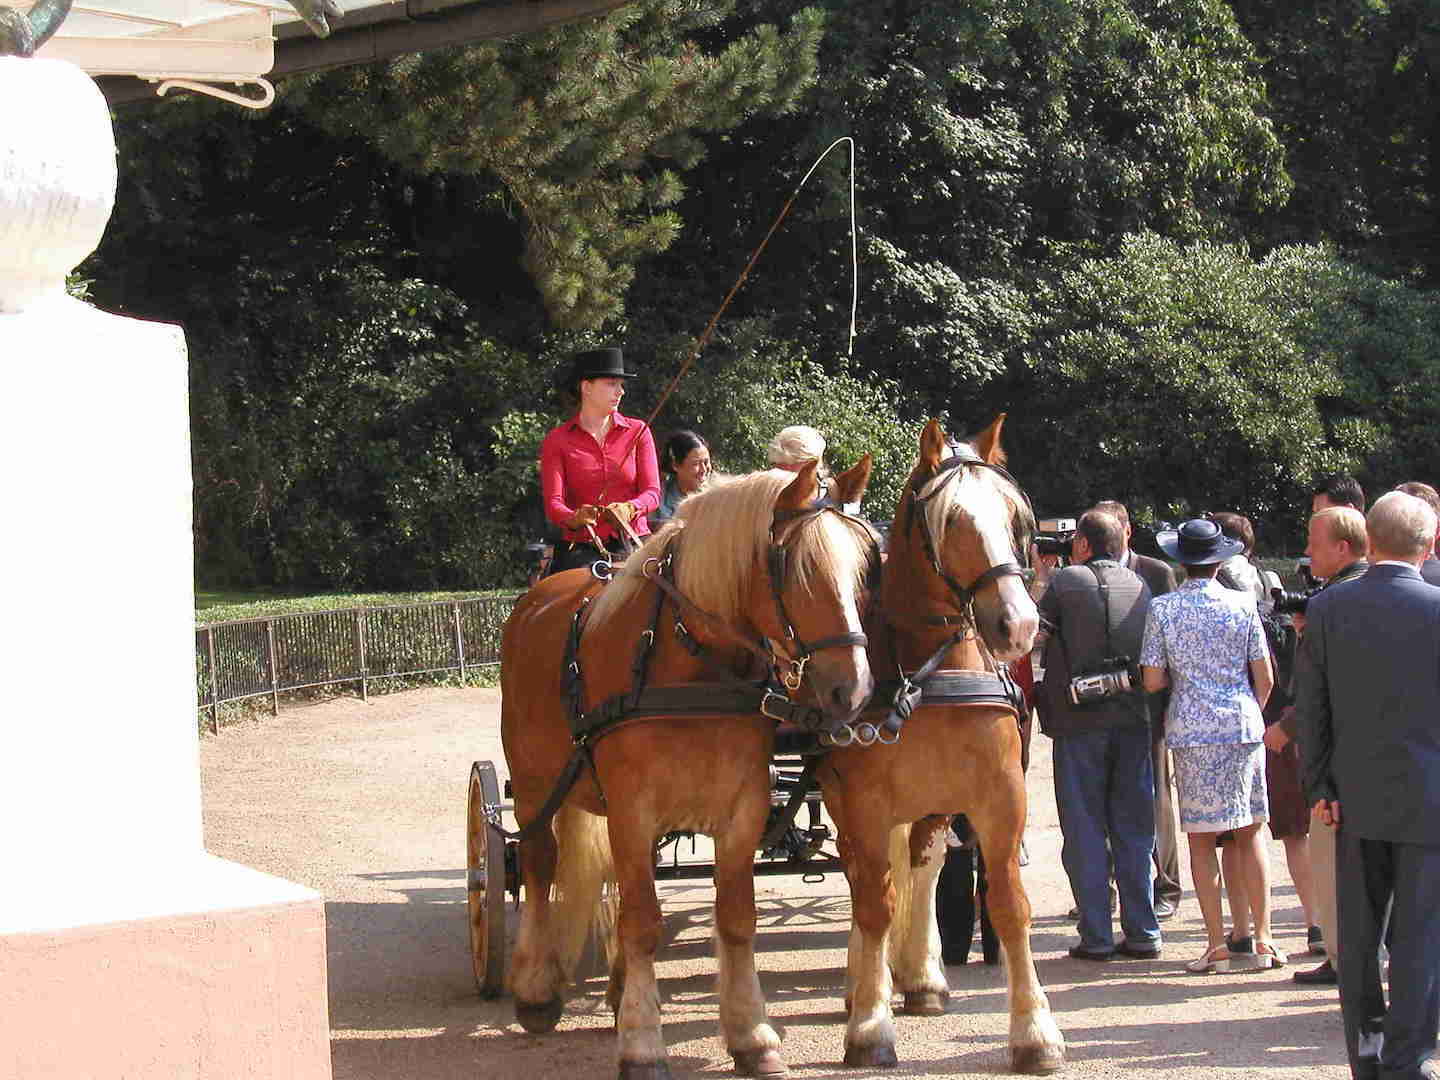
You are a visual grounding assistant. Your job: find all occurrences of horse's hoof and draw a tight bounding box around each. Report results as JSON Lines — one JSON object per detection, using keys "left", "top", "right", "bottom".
{"left": 843, "top": 1043, "right": 898, "bottom": 1068}
{"left": 618, "top": 1061, "right": 674, "bottom": 1080}
{"left": 733, "top": 1047, "right": 788, "bottom": 1078}
{"left": 514, "top": 996, "right": 563, "bottom": 1033}
{"left": 1011, "top": 1044, "right": 1065, "bottom": 1075}
{"left": 902, "top": 989, "right": 948, "bottom": 1016}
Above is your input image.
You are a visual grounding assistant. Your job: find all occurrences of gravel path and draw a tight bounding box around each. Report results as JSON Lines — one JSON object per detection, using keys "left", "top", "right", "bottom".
{"left": 200, "top": 686, "right": 1352, "bottom": 1079}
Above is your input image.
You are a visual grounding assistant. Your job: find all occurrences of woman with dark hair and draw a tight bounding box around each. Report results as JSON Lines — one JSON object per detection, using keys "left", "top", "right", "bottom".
{"left": 650, "top": 429, "right": 711, "bottom": 528}
{"left": 538, "top": 347, "right": 661, "bottom": 576}
{"left": 1139, "top": 519, "right": 1282, "bottom": 974}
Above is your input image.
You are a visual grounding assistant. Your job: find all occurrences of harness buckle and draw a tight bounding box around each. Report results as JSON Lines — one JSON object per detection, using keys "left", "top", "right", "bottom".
{"left": 783, "top": 655, "right": 809, "bottom": 692}
{"left": 760, "top": 688, "right": 791, "bottom": 723}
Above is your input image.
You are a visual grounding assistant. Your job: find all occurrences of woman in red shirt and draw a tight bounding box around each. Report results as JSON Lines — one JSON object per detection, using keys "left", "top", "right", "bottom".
{"left": 539, "top": 347, "right": 661, "bottom": 576}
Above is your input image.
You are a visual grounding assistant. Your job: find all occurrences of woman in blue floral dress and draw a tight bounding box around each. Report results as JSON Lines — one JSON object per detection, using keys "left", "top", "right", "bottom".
{"left": 1140, "top": 519, "right": 1282, "bottom": 973}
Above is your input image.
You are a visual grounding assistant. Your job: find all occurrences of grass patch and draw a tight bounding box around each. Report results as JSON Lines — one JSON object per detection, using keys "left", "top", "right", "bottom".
{"left": 196, "top": 588, "right": 520, "bottom": 625}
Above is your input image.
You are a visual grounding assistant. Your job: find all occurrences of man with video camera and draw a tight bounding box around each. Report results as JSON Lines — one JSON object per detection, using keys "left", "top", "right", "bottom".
{"left": 1035, "top": 510, "right": 1161, "bottom": 960}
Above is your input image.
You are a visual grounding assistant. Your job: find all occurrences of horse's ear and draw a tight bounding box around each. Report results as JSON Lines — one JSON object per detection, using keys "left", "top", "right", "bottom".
{"left": 832, "top": 454, "right": 872, "bottom": 507}
{"left": 970, "top": 413, "right": 1008, "bottom": 466}
{"left": 919, "top": 419, "right": 947, "bottom": 470}
{"left": 777, "top": 461, "right": 819, "bottom": 510}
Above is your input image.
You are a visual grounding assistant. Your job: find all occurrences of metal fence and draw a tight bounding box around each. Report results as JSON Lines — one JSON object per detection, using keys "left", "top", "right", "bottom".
{"left": 195, "top": 593, "right": 523, "bottom": 732}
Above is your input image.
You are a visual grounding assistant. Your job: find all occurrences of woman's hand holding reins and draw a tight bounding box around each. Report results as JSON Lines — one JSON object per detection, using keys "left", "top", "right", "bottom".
{"left": 567, "top": 505, "right": 602, "bottom": 529}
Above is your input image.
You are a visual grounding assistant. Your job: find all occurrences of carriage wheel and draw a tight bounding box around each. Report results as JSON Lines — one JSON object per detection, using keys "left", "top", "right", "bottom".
{"left": 467, "top": 760, "right": 507, "bottom": 998}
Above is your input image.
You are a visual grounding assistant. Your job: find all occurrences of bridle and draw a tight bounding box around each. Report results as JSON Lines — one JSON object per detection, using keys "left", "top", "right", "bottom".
{"left": 901, "top": 440, "right": 1034, "bottom": 624}
{"left": 765, "top": 502, "right": 880, "bottom": 690}
{"left": 638, "top": 499, "right": 880, "bottom": 696}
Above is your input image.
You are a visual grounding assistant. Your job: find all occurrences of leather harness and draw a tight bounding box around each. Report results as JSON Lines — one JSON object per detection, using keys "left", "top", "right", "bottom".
{"left": 493, "top": 450, "right": 1033, "bottom": 841}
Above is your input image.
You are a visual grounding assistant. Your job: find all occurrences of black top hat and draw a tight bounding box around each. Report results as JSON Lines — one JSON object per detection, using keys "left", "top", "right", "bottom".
{"left": 1155, "top": 519, "right": 1246, "bottom": 566}
{"left": 567, "top": 347, "right": 636, "bottom": 387}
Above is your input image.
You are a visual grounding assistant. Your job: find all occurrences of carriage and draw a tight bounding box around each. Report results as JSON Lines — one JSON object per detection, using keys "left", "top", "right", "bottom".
{"left": 464, "top": 419, "right": 1065, "bottom": 1079}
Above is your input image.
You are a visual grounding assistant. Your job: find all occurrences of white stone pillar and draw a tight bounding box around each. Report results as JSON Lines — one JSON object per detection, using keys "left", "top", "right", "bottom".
{"left": 0, "top": 57, "right": 331, "bottom": 1080}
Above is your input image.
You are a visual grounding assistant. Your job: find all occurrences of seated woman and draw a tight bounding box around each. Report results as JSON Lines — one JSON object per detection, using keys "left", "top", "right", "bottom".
{"left": 650, "top": 430, "right": 712, "bottom": 529}
{"left": 766, "top": 424, "right": 859, "bottom": 514}
{"left": 1139, "top": 519, "right": 1282, "bottom": 974}
{"left": 538, "top": 347, "right": 661, "bottom": 576}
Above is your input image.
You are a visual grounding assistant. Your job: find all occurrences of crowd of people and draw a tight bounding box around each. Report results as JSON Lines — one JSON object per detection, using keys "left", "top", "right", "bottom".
{"left": 1033, "top": 481, "right": 1440, "bottom": 1080}
{"left": 538, "top": 345, "right": 1440, "bottom": 1080}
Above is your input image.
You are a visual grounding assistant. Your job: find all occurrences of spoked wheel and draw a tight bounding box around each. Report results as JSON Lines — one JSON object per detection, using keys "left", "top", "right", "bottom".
{"left": 467, "top": 760, "right": 507, "bottom": 998}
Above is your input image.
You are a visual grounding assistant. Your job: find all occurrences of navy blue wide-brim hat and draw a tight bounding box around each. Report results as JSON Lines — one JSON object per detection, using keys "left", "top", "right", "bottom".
{"left": 565, "top": 346, "right": 637, "bottom": 388}
{"left": 1155, "top": 518, "right": 1246, "bottom": 565}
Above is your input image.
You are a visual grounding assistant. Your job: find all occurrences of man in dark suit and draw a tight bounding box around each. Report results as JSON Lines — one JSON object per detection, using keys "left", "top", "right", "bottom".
{"left": 1394, "top": 483, "right": 1440, "bottom": 587}
{"left": 1095, "top": 500, "right": 1181, "bottom": 919}
{"left": 1294, "top": 491, "right": 1440, "bottom": 1080}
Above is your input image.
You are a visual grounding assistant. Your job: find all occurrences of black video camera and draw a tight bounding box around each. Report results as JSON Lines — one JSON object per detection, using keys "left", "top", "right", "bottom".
{"left": 1035, "top": 516, "right": 1077, "bottom": 557}
{"left": 1270, "top": 557, "right": 1321, "bottom": 617}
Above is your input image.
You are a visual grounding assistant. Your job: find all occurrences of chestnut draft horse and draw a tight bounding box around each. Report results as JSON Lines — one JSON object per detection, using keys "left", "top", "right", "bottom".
{"left": 501, "top": 460, "right": 879, "bottom": 1080}
{"left": 817, "top": 417, "right": 1066, "bottom": 1073}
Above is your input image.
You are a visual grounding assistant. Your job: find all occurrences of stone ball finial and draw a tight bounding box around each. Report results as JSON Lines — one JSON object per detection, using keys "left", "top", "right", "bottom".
{"left": 0, "top": 57, "right": 117, "bottom": 313}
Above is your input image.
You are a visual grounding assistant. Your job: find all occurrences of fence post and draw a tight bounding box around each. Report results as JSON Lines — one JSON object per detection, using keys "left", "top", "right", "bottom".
{"left": 453, "top": 602, "right": 466, "bottom": 681}
{"left": 265, "top": 619, "right": 280, "bottom": 716}
{"left": 206, "top": 626, "right": 220, "bottom": 735}
{"left": 355, "top": 609, "right": 368, "bottom": 703}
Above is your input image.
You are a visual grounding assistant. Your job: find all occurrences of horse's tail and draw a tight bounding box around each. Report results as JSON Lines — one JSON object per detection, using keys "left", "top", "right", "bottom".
{"left": 552, "top": 803, "right": 615, "bottom": 981}
{"left": 886, "top": 822, "right": 915, "bottom": 950}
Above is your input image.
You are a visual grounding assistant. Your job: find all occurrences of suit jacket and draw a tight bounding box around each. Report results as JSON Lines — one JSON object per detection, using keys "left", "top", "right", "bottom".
{"left": 1126, "top": 550, "right": 1176, "bottom": 599}
{"left": 1294, "top": 563, "right": 1440, "bottom": 845}
{"left": 1422, "top": 556, "right": 1440, "bottom": 587}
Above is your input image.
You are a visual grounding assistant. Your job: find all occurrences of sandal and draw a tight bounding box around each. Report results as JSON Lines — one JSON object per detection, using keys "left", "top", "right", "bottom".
{"left": 1253, "top": 941, "right": 1288, "bottom": 969}
{"left": 1185, "top": 944, "right": 1231, "bottom": 974}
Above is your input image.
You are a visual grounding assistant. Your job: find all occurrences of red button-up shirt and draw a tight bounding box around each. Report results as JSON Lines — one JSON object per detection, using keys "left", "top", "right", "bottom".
{"left": 540, "top": 412, "right": 661, "bottom": 542}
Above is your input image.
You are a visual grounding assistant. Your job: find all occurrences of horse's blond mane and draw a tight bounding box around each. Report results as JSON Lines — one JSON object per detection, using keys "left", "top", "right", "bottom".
{"left": 587, "top": 469, "right": 874, "bottom": 634}
{"left": 918, "top": 441, "right": 1033, "bottom": 558}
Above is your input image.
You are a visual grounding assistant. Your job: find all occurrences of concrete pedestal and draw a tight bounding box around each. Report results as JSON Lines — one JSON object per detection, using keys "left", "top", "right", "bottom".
{"left": 0, "top": 58, "right": 331, "bottom": 1080}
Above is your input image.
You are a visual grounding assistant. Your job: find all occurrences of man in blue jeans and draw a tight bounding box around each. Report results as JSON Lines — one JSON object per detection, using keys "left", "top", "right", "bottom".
{"left": 1036, "top": 509, "right": 1161, "bottom": 960}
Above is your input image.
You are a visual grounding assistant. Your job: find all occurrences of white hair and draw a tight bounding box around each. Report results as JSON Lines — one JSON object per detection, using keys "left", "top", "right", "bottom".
{"left": 767, "top": 425, "right": 826, "bottom": 467}
{"left": 1367, "top": 491, "right": 1437, "bottom": 560}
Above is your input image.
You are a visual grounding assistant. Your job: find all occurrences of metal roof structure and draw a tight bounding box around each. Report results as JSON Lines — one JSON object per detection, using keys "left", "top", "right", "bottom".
{"left": 11, "top": 0, "right": 630, "bottom": 106}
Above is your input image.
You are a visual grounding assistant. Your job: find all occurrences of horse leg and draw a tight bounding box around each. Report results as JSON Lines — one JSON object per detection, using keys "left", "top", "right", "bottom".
{"left": 608, "top": 817, "right": 671, "bottom": 1080}
{"left": 842, "top": 819, "right": 901, "bottom": 1068}
{"left": 893, "top": 818, "right": 949, "bottom": 1016}
{"left": 970, "top": 798, "right": 1065, "bottom": 1075}
{"left": 713, "top": 819, "right": 786, "bottom": 1078}
{"left": 510, "top": 815, "right": 566, "bottom": 1033}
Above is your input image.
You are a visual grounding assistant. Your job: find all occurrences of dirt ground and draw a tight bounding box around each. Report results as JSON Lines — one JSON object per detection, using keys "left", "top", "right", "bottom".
{"left": 199, "top": 686, "right": 1353, "bottom": 1080}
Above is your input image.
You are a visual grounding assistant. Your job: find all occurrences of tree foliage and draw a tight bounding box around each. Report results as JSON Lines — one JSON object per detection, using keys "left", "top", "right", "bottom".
{"left": 81, "top": 0, "right": 1440, "bottom": 584}
{"left": 287, "top": 1, "right": 824, "bottom": 328}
